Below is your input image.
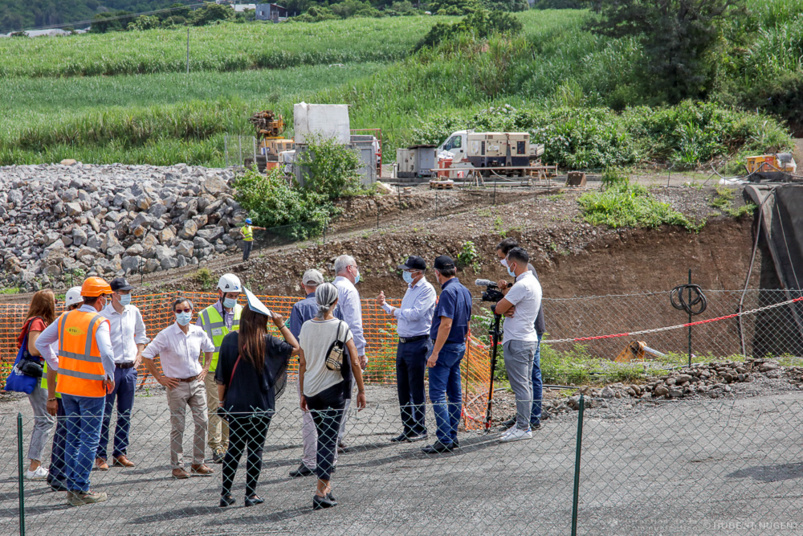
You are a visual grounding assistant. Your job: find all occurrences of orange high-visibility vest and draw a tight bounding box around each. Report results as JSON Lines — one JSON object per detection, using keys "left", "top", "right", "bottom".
{"left": 56, "top": 310, "right": 109, "bottom": 398}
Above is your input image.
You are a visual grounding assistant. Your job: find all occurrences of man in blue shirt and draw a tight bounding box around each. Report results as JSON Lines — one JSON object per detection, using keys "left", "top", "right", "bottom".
{"left": 377, "top": 256, "right": 436, "bottom": 443}
{"left": 422, "top": 255, "right": 473, "bottom": 454}
{"left": 287, "top": 269, "right": 343, "bottom": 478}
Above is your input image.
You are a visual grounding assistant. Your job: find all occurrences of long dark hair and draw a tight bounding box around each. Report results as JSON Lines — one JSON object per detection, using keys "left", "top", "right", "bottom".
{"left": 25, "top": 290, "right": 56, "bottom": 326}
{"left": 237, "top": 307, "right": 268, "bottom": 373}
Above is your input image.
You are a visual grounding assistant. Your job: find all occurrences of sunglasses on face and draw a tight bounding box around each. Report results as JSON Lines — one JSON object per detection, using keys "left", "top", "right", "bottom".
{"left": 175, "top": 308, "right": 192, "bottom": 314}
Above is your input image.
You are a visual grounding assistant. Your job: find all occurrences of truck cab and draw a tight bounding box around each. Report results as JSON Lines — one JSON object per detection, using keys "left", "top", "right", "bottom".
{"left": 437, "top": 130, "right": 473, "bottom": 166}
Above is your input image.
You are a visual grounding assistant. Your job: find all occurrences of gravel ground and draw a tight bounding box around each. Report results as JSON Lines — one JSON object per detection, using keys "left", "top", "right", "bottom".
{"left": 1, "top": 375, "right": 802, "bottom": 536}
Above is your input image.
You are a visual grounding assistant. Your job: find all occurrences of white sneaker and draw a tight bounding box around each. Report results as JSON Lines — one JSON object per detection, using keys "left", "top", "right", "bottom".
{"left": 499, "top": 425, "right": 517, "bottom": 439}
{"left": 501, "top": 427, "right": 532, "bottom": 442}
{"left": 25, "top": 466, "right": 48, "bottom": 480}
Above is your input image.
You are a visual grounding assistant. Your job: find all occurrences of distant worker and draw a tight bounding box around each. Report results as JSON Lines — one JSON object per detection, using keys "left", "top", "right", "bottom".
{"left": 240, "top": 217, "right": 265, "bottom": 262}
{"left": 495, "top": 237, "right": 546, "bottom": 430}
{"left": 36, "top": 277, "right": 116, "bottom": 506}
{"left": 332, "top": 255, "right": 368, "bottom": 452}
{"left": 287, "top": 269, "right": 344, "bottom": 478}
{"left": 377, "top": 256, "right": 436, "bottom": 443}
{"left": 96, "top": 278, "right": 149, "bottom": 470}
{"left": 197, "top": 274, "right": 243, "bottom": 463}
{"left": 421, "top": 256, "right": 472, "bottom": 454}
{"left": 492, "top": 247, "right": 542, "bottom": 442}
{"left": 18, "top": 290, "right": 57, "bottom": 481}
{"left": 45, "top": 287, "right": 83, "bottom": 493}
{"left": 142, "top": 297, "right": 215, "bottom": 479}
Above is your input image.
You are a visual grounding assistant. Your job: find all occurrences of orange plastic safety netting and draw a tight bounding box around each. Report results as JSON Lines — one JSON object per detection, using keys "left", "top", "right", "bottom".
{"left": 0, "top": 292, "right": 492, "bottom": 430}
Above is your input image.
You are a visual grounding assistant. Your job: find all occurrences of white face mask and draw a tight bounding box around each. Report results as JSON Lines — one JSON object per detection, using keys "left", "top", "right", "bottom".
{"left": 500, "top": 259, "right": 509, "bottom": 268}
{"left": 119, "top": 294, "right": 131, "bottom": 307}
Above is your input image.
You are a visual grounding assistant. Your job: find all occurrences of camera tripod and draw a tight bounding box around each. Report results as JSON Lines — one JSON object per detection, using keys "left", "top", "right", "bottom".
{"left": 483, "top": 312, "right": 503, "bottom": 432}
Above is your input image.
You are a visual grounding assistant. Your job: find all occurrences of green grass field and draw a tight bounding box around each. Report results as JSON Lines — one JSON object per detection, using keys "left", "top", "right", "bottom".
{"left": 0, "top": 4, "right": 799, "bottom": 168}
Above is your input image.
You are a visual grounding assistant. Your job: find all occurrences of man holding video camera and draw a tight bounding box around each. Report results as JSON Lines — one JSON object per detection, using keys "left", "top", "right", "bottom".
{"left": 496, "top": 238, "right": 546, "bottom": 430}
{"left": 492, "top": 247, "right": 542, "bottom": 442}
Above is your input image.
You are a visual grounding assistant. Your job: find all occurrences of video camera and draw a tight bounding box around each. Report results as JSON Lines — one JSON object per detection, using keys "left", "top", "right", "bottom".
{"left": 475, "top": 279, "right": 504, "bottom": 303}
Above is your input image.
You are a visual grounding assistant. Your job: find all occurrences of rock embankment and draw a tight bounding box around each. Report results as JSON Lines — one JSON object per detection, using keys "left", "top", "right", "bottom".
{"left": 0, "top": 162, "right": 247, "bottom": 291}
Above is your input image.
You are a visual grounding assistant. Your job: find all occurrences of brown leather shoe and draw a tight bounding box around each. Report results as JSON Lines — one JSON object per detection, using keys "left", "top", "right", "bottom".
{"left": 191, "top": 464, "right": 214, "bottom": 476}
{"left": 94, "top": 458, "right": 109, "bottom": 471}
{"left": 171, "top": 468, "right": 190, "bottom": 479}
{"left": 113, "top": 455, "right": 135, "bottom": 468}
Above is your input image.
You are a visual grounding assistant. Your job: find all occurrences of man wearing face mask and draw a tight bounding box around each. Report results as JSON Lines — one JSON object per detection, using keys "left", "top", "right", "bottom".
{"left": 95, "top": 278, "right": 149, "bottom": 470}
{"left": 332, "top": 255, "right": 367, "bottom": 451}
{"left": 197, "top": 274, "right": 243, "bottom": 463}
{"left": 377, "top": 256, "right": 436, "bottom": 443}
{"left": 35, "top": 277, "right": 116, "bottom": 506}
{"left": 495, "top": 237, "right": 546, "bottom": 430}
{"left": 492, "top": 247, "right": 542, "bottom": 442}
{"left": 143, "top": 298, "right": 216, "bottom": 479}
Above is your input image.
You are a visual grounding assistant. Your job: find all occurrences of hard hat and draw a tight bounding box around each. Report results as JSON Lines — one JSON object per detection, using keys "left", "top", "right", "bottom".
{"left": 65, "top": 286, "right": 83, "bottom": 307}
{"left": 217, "top": 274, "right": 242, "bottom": 293}
{"left": 245, "top": 218, "right": 252, "bottom": 224}
{"left": 81, "top": 276, "right": 112, "bottom": 297}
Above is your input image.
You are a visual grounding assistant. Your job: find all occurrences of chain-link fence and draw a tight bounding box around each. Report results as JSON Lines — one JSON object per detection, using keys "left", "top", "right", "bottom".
{"left": 3, "top": 389, "right": 802, "bottom": 535}
{"left": 541, "top": 289, "right": 803, "bottom": 360}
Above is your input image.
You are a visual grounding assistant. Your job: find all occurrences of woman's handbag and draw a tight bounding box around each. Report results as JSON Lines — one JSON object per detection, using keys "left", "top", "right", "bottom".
{"left": 4, "top": 330, "right": 39, "bottom": 394}
{"left": 325, "top": 321, "right": 347, "bottom": 372}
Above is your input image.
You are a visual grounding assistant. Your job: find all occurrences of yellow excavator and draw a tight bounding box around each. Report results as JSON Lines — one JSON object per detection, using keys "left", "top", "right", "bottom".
{"left": 245, "top": 110, "right": 295, "bottom": 172}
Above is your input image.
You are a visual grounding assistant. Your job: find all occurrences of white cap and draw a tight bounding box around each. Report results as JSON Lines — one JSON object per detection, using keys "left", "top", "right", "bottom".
{"left": 217, "top": 274, "right": 242, "bottom": 293}
{"left": 65, "top": 286, "right": 83, "bottom": 307}
{"left": 302, "top": 269, "right": 325, "bottom": 286}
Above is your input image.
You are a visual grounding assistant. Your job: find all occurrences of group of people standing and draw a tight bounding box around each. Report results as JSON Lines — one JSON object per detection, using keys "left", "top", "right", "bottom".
{"left": 14, "top": 241, "right": 544, "bottom": 510}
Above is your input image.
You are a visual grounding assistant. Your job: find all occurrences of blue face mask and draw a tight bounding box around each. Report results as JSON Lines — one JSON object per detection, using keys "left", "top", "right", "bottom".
{"left": 507, "top": 264, "right": 516, "bottom": 278}
{"left": 223, "top": 297, "right": 237, "bottom": 309}
{"left": 354, "top": 271, "right": 361, "bottom": 284}
{"left": 176, "top": 312, "right": 192, "bottom": 326}
{"left": 403, "top": 271, "right": 414, "bottom": 285}
{"left": 119, "top": 294, "right": 131, "bottom": 307}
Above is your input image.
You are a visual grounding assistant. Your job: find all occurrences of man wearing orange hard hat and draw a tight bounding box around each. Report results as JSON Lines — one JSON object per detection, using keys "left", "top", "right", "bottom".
{"left": 35, "top": 276, "right": 117, "bottom": 507}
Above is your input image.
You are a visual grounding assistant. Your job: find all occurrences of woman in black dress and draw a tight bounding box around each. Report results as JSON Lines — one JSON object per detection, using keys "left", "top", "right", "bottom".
{"left": 216, "top": 289, "right": 299, "bottom": 507}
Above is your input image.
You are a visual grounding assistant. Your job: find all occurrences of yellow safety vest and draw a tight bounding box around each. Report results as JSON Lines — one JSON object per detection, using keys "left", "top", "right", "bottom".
{"left": 41, "top": 364, "right": 61, "bottom": 399}
{"left": 242, "top": 225, "right": 254, "bottom": 242}
{"left": 199, "top": 304, "right": 242, "bottom": 372}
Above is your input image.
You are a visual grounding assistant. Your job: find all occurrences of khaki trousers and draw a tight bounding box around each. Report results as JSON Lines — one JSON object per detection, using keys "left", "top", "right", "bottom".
{"left": 205, "top": 372, "right": 229, "bottom": 452}
{"left": 166, "top": 379, "right": 208, "bottom": 469}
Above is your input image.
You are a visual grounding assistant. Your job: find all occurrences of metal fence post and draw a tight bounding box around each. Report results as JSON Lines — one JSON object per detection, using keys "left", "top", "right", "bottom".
{"left": 571, "top": 395, "right": 585, "bottom": 536}
{"left": 17, "top": 412, "right": 25, "bottom": 536}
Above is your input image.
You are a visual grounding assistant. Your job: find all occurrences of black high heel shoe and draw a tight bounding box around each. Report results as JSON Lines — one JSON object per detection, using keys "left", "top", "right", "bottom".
{"left": 327, "top": 492, "right": 337, "bottom": 505}
{"left": 312, "top": 493, "right": 337, "bottom": 510}
{"left": 244, "top": 494, "right": 264, "bottom": 507}
{"left": 219, "top": 494, "right": 235, "bottom": 507}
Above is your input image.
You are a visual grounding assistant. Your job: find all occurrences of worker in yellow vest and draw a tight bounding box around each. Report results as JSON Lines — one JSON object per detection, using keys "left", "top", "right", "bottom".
{"left": 44, "top": 287, "right": 83, "bottom": 492}
{"left": 239, "top": 217, "right": 265, "bottom": 262}
{"left": 197, "top": 273, "right": 243, "bottom": 462}
{"left": 35, "top": 277, "right": 116, "bottom": 507}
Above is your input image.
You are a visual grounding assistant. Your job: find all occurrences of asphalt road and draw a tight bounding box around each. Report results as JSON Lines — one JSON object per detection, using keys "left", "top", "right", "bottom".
{"left": 1, "top": 380, "right": 802, "bottom": 536}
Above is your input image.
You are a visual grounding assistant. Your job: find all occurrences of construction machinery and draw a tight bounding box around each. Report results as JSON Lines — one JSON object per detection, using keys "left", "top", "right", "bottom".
{"left": 245, "top": 110, "right": 295, "bottom": 172}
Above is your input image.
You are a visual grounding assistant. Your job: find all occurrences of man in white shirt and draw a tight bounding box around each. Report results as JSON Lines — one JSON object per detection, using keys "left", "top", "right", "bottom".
{"left": 492, "top": 247, "right": 542, "bottom": 442}
{"left": 142, "top": 297, "right": 216, "bottom": 479}
{"left": 95, "top": 278, "right": 149, "bottom": 470}
{"left": 332, "top": 254, "right": 367, "bottom": 449}
{"left": 377, "top": 255, "right": 436, "bottom": 443}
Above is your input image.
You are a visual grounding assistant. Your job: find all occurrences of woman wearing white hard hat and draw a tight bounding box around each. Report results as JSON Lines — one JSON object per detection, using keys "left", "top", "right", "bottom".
{"left": 45, "top": 287, "right": 83, "bottom": 491}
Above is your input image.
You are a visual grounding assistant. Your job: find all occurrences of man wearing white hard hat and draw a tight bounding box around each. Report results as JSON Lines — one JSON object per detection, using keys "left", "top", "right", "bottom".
{"left": 44, "top": 287, "right": 83, "bottom": 492}
{"left": 197, "top": 274, "right": 243, "bottom": 462}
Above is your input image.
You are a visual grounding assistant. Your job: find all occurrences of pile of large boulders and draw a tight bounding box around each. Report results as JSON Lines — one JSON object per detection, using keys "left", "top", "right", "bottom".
{"left": 0, "top": 162, "right": 247, "bottom": 291}
{"left": 546, "top": 358, "right": 794, "bottom": 416}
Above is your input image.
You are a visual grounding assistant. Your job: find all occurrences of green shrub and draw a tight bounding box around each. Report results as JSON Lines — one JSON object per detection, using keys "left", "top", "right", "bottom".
{"left": 295, "top": 136, "right": 362, "bottom": 201}
{"left": 578, "top": 183, "right": 699, "bottom": 230}
{"left": 232, "top": 169, "right": 329, "bottom": 236}
{"left": 601, "top": 167, "right": 629, "bottom": 188}
{"left": 415, "top": 9, "right": 523, "bottom": 51}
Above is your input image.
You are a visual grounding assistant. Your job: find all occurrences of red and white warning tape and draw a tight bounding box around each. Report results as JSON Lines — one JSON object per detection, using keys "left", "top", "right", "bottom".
{"left": 542, "top": 296, "right": 803, "bottom": 345}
